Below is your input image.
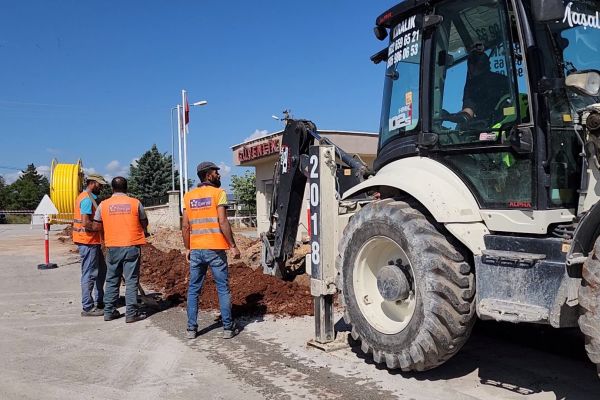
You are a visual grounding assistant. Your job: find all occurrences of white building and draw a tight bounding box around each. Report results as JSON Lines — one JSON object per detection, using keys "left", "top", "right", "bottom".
{"left": 231, "top": 129, "right": 378, "bottom": 238}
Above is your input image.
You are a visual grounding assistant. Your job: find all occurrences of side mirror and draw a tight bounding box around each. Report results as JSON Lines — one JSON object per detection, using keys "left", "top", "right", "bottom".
{"left": 565, "top": 71, "right": 600, "bottom": 97}
{"left": 531, "top": 0, "right": 566, "bottom": 22}
{"left": 423, "top": 14, "right": 443, "bottom": 30}
{"left": 374, "top": 26, "right": 388, "bottom": 41}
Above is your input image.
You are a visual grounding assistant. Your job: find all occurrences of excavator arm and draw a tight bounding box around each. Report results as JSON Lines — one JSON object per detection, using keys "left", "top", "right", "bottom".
{"left": 260, "top": 119, "right": 370, "bottom": 278}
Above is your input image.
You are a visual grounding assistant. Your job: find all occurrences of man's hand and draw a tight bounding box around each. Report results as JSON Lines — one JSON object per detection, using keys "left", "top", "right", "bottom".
{"left": 231, "top": 246, "right": 241, "bottom": 259}
{"left": 185, "top": 250, "right": 191, "bottom": 262}
{"left": 446, "top": 111, "right": 473, "bottom": 124}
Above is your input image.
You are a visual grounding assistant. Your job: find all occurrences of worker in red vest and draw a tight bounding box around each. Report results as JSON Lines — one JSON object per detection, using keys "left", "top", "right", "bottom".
{"left": 73, "top": 173, "right": 108, "bottom": 317}
{"left": 93, "top": 176, "right": 149, "bottom": 323}
{"left": 182, "top": 161, "right": 241, "bottom": 340}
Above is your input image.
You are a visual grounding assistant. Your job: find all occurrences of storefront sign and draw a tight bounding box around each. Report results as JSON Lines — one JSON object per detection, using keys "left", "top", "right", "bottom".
{"left": 238, "top": 138, "right": 281, "bottom": 163}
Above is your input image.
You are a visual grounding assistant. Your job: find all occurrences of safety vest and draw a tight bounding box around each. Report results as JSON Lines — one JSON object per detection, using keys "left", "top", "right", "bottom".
{"left": 72, "top": 191, "right": 102, "bottom": 245}
{"left": 100, "top": 195, "right": 146, "bottom": 247}
{"left": 185, "top": 185, "right": 229, "bottom": 250}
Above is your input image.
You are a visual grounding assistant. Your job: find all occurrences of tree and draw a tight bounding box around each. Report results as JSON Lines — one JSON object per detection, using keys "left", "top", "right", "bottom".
{"left": 230, "top": 171, "right": 256, "bottom": 213}
{"left": 5, "top": 164, "right": 49, "bottom": 210}
{"left": 128, "top": 144, "right": 175, "bottom": 205}
{"left": 0, "top": 175, "right": 7, "bottom": 210}
{"left": 97, "top": 183, "right": 113, "bottom": 203}
{"left": 0, "top": 176, "right": 6, "bottom": 210}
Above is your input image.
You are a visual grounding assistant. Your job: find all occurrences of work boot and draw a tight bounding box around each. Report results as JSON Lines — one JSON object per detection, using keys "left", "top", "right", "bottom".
{"left": 223, "top": 323, "right": 239, "bottom": 339}
{"left": 104, "top": 310, "right": 122, "bottom": 321}
{"left": 185, "top": 329, "right": 197, "bottom": 340}
{"left": 81, "top": 307, "right": 103, "bottom": 317}
{"left": 126, "top": 312, "right": 147, "bottom": 324}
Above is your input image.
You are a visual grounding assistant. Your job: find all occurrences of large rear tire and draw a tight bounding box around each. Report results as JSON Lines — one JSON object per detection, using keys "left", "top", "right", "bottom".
{"left": 338, "top": 199, "right": 476, "bottom": 371}
{"left": 579, "top": 237, "right": 600, "bottom": 378}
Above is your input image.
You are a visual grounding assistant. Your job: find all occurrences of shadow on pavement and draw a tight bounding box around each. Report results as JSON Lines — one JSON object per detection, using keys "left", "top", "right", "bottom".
{"left": 345, "top": 319, "right": 600, "bottom": 398}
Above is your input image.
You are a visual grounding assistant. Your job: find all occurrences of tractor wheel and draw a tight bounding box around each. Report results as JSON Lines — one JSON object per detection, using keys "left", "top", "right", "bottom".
{"left": 337, "top": 199, "right": 476, "bottom": 371}
{"left": 579, "top": 237, "right": 600, "bottom": 378}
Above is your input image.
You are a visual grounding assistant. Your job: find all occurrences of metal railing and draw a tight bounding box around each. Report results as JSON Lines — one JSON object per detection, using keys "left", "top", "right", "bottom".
{"left": 142, "top": 195, "right": 170, "bottom": 207}
{"left": 228, "top": 215, "right": 257, "bottom": 228}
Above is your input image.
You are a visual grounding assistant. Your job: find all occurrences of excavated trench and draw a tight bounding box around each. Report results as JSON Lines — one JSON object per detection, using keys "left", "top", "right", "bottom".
{"left": 140, "top": 241, "right": 314, "bottom": 317}
{"left": 61, "top": 226, "right": 314, "bottom": 317}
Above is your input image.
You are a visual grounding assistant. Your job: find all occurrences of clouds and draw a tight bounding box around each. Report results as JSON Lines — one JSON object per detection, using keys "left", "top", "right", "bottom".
{"left": 243, "top": 129, "right": 269, "bottom": 142}
{"left": 218, "top": 162, "right": 232, "bottom": 177}
{"left": 82, "top": 167, "right": 98, "bottom": 176}
{"left": 36, "top": 165, "right": 51, "bottom": 179}
{"left": 2, "top": 171, "right": 22, "bottom": 184}
{"left": 106, "top": 160, "right": 121, "bottom": 174}
{"left": 81, "top": 159, "right": 136, "bottom": 183}
{"left": 1, "top": 165, "right": 51, "bottom": 184}
{"left": 104, "top": 160, "right": 129, "bottom": 181}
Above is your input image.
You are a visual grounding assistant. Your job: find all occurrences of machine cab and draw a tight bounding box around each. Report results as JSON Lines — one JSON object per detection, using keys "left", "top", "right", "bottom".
{"left": 374, "top": 0, "right": 600, "bottom": 213}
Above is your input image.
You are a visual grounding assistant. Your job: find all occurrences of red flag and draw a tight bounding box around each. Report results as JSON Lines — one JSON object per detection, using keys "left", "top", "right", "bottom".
{"left": 185, "top": 100, "right": 190, "bottom": 125}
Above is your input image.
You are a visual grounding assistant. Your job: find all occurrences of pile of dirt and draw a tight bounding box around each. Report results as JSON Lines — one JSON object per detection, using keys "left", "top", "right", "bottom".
{"left": 140, "top": 244, "right": 314, "bottom": 317}
{"left": 60, "top": 225, "right": 72, "bottom": 236}
{"left": 148, "top": 227, "right": 310, "bottom": 274}
{"left": 147, "top": 227, "right": 185, "bottom": 253}
{"left": 57, "top": 225, "right": 73, "bottom": 243}
{"left": 232, "top": 235, "right": 262, "bottom": 270}
{"left": 148, "top": 228, "right": 266, "bottom": 257}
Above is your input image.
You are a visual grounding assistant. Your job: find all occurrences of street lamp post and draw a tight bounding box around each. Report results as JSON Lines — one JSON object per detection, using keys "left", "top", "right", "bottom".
{"left": 172, "top": 91, "right": 208, "bottom": 212}
{"left": 170, "top": 106, "right": 177, "bottom": 191}
{"left": 182, "top": 91, "right": 189, "bottom": 193}
{"left": 176, "top": 104, "right": 185, "bottom": 210}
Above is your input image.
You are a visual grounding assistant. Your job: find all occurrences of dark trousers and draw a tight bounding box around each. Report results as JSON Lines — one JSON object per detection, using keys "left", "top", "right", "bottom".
{"left": 104, "top": 246, "right": 141, "bottom": 318}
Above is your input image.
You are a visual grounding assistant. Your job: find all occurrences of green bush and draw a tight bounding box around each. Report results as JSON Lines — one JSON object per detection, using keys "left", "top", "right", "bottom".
{"left": 7, "top": 214, "right": 31, "bottom": 224}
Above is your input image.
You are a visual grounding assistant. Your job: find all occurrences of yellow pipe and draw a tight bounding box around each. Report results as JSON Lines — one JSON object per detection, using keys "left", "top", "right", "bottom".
{"left": 50, "top": 160, "right": 83, "bottom": 223}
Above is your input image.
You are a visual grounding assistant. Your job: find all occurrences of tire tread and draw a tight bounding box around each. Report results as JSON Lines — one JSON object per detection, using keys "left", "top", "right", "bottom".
{"left": 338, "top": 200, "right": 475, "bottom": 371}
{"left": 580, "top": 243, "right": 600, "bottom": 373}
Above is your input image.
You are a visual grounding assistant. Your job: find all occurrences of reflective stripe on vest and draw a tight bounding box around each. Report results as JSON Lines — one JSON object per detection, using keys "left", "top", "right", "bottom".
{"left": 189, "top": 217, "right": 218, "bottom": 224}
{"left": 190, "top": 228, "right": 222, "bottom": 235}
{"left": 72, "top": 191, "right": 102, "bottom": 245}
{"left": 184, "top": 186, "right": 229, "bottom": 250}
{"left": 100, "top": 195, "right": 146, "bottom": 247}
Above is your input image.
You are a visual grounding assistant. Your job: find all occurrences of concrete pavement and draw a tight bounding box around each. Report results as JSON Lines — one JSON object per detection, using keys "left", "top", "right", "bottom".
{"left": 1, "top": 223, "right": 600, "bottom": 399}
{"left": 0, "top": 224, "right": 262, "bottom": 400}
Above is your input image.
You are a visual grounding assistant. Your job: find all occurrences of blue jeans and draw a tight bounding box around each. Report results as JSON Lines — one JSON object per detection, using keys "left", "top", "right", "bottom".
{"left": 78, "top": 244, "right": 106, "bottom": 312}
{"left": 187, "top": 249, "right": 233, "bottom": 331}
{"left": 104, "top": 246, "right": 141, "bottom": 318}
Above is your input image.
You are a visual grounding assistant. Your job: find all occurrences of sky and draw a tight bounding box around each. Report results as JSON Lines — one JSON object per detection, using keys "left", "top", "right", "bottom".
{"left": 0, "top": 1, "right": 399, "bottom": 190}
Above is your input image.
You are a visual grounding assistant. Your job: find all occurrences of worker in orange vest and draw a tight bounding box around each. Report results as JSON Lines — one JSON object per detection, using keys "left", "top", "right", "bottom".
{"left": 73, "top": 173, "right": 108, "bottom": 317}
{"left": 182, "top": 161, "right": 241, "bottom": 340}
{"left": 92, "top": 176, "right": 149, "bottom": 323}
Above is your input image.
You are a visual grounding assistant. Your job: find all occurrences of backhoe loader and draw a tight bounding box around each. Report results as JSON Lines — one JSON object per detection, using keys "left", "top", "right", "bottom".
{"left": 262, "top": 0, "right": 600, "bottom": 375}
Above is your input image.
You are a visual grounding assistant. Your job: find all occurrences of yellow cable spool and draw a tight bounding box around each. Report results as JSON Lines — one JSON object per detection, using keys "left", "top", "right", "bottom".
{"left": 50, "top": 159, "right": 83, "bottom": 223}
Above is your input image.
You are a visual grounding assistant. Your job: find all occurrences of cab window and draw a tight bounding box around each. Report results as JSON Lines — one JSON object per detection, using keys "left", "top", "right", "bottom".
{"left": 378, "top": 13, "right": 423, "bottom": 149}
{"left": 431, "top": 0, "right": 525, "bottom": 146}
{"left": 431, "top": 0, "right": 534, "bottom": 209}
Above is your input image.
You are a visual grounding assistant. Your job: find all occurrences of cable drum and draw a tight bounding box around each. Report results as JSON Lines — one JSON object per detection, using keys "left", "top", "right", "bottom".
{"left": 49, "top": 159, "right": 83, "bottom": 223}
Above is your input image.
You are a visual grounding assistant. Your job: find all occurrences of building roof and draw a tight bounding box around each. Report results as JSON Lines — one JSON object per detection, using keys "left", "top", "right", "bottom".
{"left": 231, "top": 128, "right": 379, "bottom": 167}
{"left": 231, "top": 129, "right": 378, "bottom": 149}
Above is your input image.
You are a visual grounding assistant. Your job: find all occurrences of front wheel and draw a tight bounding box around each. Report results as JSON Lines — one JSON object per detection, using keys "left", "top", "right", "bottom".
{"left": 338, "top": 199, "right": 475, "bottom": 371}
{"left": 579, "top": 237, "right": 600, "bottom": 378}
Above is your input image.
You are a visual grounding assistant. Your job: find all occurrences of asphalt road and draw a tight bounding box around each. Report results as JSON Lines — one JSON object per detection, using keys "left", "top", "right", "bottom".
{"left": 1, "top": 224, "right": 599, "bottom": 399}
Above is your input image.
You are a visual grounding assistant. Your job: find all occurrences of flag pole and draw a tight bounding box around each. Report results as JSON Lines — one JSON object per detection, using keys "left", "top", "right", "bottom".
{"left": 177, "top": 104, "right": 185, "bottom": 213}
{"left": 182, "top": 89, "right": 189, "bottom": 193}
{"left": 170, "top": 107, "right": 175, "bottom": 191}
